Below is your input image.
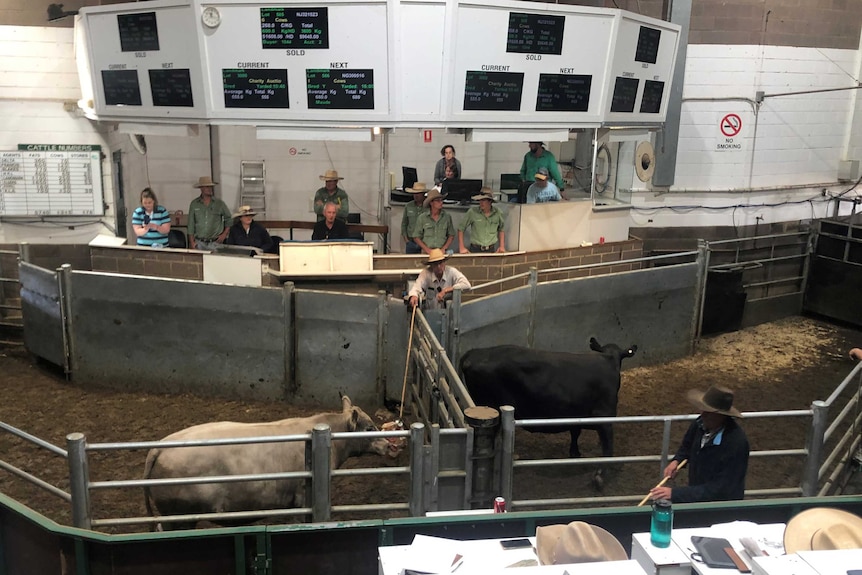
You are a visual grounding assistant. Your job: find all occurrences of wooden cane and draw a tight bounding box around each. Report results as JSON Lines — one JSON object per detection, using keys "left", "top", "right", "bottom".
{"left": 637, "top": 459, "right": 687, "bottom": 507}
{"left": 398, "top": 304, "right": 417, "bottom": 422}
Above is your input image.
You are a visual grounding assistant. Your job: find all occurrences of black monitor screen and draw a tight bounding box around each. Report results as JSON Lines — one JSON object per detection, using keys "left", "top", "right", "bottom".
{"left": 441, "top": 179, "right": 483, "bottom": 204}
{"left": 500, "top": 173, "right": 521, "bottom": 190}
{"left": 402, "top": 166, "right": 418, "bottom": 190}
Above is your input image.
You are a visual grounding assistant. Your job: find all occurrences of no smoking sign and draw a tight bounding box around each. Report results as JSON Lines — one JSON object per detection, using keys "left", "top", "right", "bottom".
{"left": 716, "top": 113, "right": 743, "bottom": 151}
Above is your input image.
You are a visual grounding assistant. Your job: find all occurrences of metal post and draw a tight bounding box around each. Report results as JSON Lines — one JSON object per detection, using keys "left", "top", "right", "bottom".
{"left": 694, "top": 240, "right": 710, "bottom": 345}
{"left": 409, "top": 422, "right": 425, "bottom": 516}
{"left": 311, "top": 424, "right": 332, "bottom": 522}
{"left": 499, "top": 405, "right": 515, "bottom": 505}
{"left": 527, "top": 268, "right": 538, "bottom": 348}
{"left": 283, "top": 281, "right": 296, "bottom": 396}
{"left": 803, "top": 400, "right": 829, "bottom": 496}
{"left": 66, "top": 432, "right": 91, "bottom": 529}
{"left": 464, "top": 406, "right": 500, "bottom": 509}
{"left": 17, "top": 242, "right": 31, "bottom": 265}
{"left": 660, "top": 418, "right": 673, "bottom": 475}
{"left": 58, "top": 264, "right": 74, "bottom": 377}
{"left": 449, "top": 287, "right": 462, "bottom": 369}
{"left": 376, "top": 290, "right": 388, "bottom": 404}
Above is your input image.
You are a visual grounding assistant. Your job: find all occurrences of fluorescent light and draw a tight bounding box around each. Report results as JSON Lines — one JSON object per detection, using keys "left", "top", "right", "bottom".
{"left": 256, "top": 127, "right": 373, "bottom": 142}
{"left": 116, "top": 123, "right": 197, "bottom": 137}
{"left": 466, "top": 129, "right": 574, "bottom": 143}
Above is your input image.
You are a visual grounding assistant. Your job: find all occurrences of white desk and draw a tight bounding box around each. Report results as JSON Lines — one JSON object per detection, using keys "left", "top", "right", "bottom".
{"left": 378, "top": 537, "right": 649, "bottom": 575}
{"left": 671, "top": 523, "right": 786, "bottom": 575}
{"left": 631, "top": 531, "right": 691, "bottom": 575}
{"left": 798, "top": 548, "right": 862, "bottom": 574}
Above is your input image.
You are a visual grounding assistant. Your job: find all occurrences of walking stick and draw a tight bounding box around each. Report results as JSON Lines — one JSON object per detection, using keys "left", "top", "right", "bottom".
{"left": 637, "top": 459, "right": 688, "bottom": 507}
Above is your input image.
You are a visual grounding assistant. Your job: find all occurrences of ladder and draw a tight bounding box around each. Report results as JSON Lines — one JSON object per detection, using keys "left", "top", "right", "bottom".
{"left": 240, "top": 161, "right": 266, "bottom": 217}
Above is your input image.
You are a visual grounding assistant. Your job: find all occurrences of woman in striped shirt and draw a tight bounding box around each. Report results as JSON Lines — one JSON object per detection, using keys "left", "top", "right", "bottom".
{"left": 132, "top": 187, "right": 171, "bottom": 247}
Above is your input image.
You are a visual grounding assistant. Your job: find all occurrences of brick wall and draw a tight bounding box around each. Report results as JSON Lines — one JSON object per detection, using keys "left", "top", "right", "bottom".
{"left": 90, "top": 246, "right": 204, "bottom": 280}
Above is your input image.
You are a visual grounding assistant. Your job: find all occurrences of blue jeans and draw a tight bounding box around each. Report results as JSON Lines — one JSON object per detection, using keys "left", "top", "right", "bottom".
{"left": 405, "top": 240, "right": 421, "bottom": 254}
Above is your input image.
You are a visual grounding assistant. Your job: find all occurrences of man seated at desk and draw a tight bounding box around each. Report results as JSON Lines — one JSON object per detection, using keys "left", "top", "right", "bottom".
{"left": 226, "top": 205, "right": 273, "bottom": 254}
{"left": 408, "top": 249, "right": 470, "bottom": 310}
{"left": 526, "top": 167, "right": 563, "bottom": 204}
{"left": 312, "top": 202, "right": 350, "bottom": 240}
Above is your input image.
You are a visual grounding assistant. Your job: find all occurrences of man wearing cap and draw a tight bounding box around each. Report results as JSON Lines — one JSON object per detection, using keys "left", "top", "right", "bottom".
{"left": 526, "top": 167, "right": 563, "bottom": 203}
{"left": 313, "top": 169, "right": 350, "bottom": 221}
{"left": 226, "top": 205, "right": 273, "bottom": 253}
{"left": 411, "top": 187, "right": 455, "bottom": 255}
{"left": 312, "top": 201, "right": 350, "bottom": 240}
{"left": 458, "top": 187, "right": 505, "bottom": 253}
{"left": 650, "top": 385, "right": 750, "bottom": 503}
{"left": 408, "top": 249, "right": 471, "bottom": 310}
{"left": 187, "top": 176, "right": 232, "bottom": 251}
{"left": 400, "top": 183, "right": 428, "bottom": 254}
{"left": 519, "top": 142, "right": 564, "bottom": 189}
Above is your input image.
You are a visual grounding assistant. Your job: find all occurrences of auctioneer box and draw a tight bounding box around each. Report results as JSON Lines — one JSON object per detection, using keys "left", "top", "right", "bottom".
{"left": 279, "top": 241, "right": 373, "bottom": 274}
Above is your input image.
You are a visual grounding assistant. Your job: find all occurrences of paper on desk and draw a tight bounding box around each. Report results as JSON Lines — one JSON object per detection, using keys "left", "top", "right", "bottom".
{"left": 710, "top": 521, "right": 785, "bottom": 555}
{"left": 400, "top": 534, "right": 464, "bottom": 574}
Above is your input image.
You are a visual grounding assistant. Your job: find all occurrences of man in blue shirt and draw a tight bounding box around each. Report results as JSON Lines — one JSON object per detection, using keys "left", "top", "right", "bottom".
{"left": 526, "top": 167, "right": 563, "bottom": 203}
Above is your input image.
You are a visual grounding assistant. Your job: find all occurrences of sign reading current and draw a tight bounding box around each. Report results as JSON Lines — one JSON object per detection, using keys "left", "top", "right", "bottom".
{"left": 306, "top": 69, "right": 374, "bottom": 109}
{"left": 223, "top": 69, "right": 289, "bottom": 108}
{"left": 463, "top": 71, "right": 524, "bottom": 111}
{"left": 506, "top": 12, "right": 565, "bottom": 55}
{"left": 260, "top": 7, "right": 329, "bottom": 49}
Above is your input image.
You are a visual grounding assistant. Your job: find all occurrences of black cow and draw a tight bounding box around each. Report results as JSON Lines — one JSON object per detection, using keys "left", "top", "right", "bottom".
{"left": 459, "top": 338, "right": 638, "bottom": 462}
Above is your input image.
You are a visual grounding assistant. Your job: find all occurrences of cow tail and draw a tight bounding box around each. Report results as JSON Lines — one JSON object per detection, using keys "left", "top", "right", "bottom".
{"left": 142, "top": 449, "right": 162, "bottom": 530}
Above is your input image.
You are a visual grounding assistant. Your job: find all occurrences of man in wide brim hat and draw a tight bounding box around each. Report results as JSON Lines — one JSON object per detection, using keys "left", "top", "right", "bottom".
{"left": 649, "top": 384, "right": 750, "bottom": 504}
{"left": 422, "top": 187, "right": 447, "bottom": 208}
{"left": 401, "top": 183, "right": 430, "bottom": 255}
{"left": 536, "top": 521, "right": 627, "bottom": 565}
{"left": 232, "top": 205, "right": 257, "bottom": 219}
{"left": 187, "top": 175, "right": 231, "bottom": 250}
{"left": 313, "top": 169, "right": 350, "bottom": 221}
{"left": 407, "top": 248, "right": 470, "bottom": 310}
{"left": 412, "top": 186, "right": 456, "bottom": 256}
{"left": 458, "top": 186, "right": 506, "bottom": 254}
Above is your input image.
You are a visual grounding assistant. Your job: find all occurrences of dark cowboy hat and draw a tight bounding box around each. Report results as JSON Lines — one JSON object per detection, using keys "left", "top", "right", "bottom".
{"left": 686, "top": 385, "right": 742, "bottom": 418}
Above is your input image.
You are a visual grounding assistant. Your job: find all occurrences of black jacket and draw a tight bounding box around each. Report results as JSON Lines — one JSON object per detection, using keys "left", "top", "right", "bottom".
{"left": 226, "top": 221, "right": 273, "bottom": 253}
{"left": 671, "top": 416, "right": 749, "bottom": 503}
{"left": 312, "top": 218, "right": 350, "bottom": 241}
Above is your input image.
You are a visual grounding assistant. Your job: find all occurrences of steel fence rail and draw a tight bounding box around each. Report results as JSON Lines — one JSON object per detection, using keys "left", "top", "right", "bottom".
{"left": 0, "top": 459, "right": 71, "bottom": 501}
{"left": 707, "top": 231, "right": 809, "bottom": 247}
{"left": 1, "top": 421, "right": 68, "bottom": 456}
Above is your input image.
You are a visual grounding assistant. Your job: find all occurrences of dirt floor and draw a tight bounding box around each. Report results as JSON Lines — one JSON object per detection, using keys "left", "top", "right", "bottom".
{"left": 1, "top": 315, "right": 861, "bottom": 533}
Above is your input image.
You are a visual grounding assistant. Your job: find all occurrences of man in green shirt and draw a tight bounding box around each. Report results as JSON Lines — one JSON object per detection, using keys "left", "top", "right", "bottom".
{"left": 458, "top": 188, "right": 505, "bottom": 253}
{"left": 401, "top": 182, "right": 428, "bottom": 254}
{"left": 412, "top": 188, "right": 455, "bottom": 255}
{"left": 519, "top": 142, "right": 565, "bottom": 189}
{"left": 313, "top": 169, "right": 350, "bottom": 221}
{"left": 187, "top": 176, "right": 232, "bottom": 251}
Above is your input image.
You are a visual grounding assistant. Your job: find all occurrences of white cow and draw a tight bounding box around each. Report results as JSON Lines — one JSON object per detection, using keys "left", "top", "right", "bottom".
{"left": 143, "top": 395, "right": 392, "bottom": 530}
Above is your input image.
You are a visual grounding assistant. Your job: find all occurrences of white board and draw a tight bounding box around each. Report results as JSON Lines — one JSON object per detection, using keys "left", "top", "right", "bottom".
{"left": 0, "top": 145, "right": 105, "bottom": 216}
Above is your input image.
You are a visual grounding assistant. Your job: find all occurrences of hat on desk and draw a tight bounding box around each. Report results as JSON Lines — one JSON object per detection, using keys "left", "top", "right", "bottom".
{"left": 320, "top": 169, "right": 344, "bottom": 181}
{"left": 423, "top": 188, "right": 448, "bottom": 207}
{"left": 472, "top": 187, "right": 495, "bottom": 202}
{"left": 536, "top": 521, "right": 627, "bottom": 565}
{"left": 534, "top": 167, "right": 549, "bottom": 181}
{"left": 784, "top": 507, "right": 862, "bottom": 553}
{"left": 407, "top": 182, "right": 429, "bottom": 195}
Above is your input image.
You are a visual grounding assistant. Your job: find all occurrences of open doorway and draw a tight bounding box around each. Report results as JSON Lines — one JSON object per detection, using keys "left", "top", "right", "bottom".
{"left": 111, "top": 150, "right": 127, "bottom": 238}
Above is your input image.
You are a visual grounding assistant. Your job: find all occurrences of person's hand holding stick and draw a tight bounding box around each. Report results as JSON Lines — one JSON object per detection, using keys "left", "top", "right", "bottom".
{"left": 637, "top": 459, "right": 687, "bottom": 507}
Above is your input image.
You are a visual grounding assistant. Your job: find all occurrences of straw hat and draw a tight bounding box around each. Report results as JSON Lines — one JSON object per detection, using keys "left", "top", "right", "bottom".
{"left": 686, "top": 385, "right": 742, "bottom": 418}
{"left": 423, "top": 188, "right": 448, "bottom": 207}
{"left": 784, "top": 508, "right": 862, "bottom": 553}
{"left": 536, "top": 521, "right": 627, "bottom": 566}
{"left": 534, "top": 167, "right": 549, "bottom": 181}
{"left": 232, "top": 205, "right": 256, "bottom": 218}
{"left": 472, "top": 186, "right": 495, "bottom": 202}
{"left": 193, "top": 176, "right": 218, "bottom": 188}
{"left": 425, "top": 248, "right": 449, "bottom": 265}
{"left": 408, "top": 182, "right": 429, "bottom": 194}
{"left": 319, "top": 169, "right": 344, "bottom": 181}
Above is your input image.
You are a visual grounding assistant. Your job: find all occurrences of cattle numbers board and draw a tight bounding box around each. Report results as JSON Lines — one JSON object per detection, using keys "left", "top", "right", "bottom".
{"left": 0, "top": 145, "right": 104, "bottom": 216}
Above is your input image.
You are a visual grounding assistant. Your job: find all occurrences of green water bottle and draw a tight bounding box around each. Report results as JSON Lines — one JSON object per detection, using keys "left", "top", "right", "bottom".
{"left": 650, "top": 499, "right": 673, "bottom": 548}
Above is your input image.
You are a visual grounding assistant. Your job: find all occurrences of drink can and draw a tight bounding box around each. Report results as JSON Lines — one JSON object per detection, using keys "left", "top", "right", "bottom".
{"left": 493, "top": 496, "right": 506, "bottom": 513}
